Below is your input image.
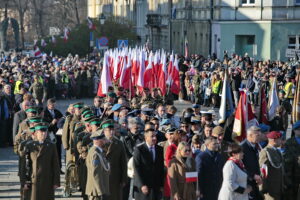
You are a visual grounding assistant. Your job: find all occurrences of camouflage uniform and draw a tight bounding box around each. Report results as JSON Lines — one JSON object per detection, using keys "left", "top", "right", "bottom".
{"left": 284, "top": 137, "right": 300, "bottom": 200}
{"left": 192, "top": 73, "right": 202, "bottom": 104}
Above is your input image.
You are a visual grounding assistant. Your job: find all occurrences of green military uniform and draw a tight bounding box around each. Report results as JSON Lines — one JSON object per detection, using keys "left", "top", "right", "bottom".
{"left": 62, "top": 102, "right": 83, "bottom": 197}
{"left": 192, "top": 73, "right": 201, "bottom": 104}
{"left": 284, "top": 136, "right": 300, "bottom": 200}
{"left": 22, "top": 123, "right": 60, "bottom": 200}
{"left": 259, "top": 145, "right": 284, "bottom": 200}
{"left": 100, "top": 120, "right": 127, "bottom": 200}
{"left": 76, "top": 114, "right": 94, "bottom": 200}
{"left": 86, "top": 130, "right": 110, "bottom": 199}
{"left": 29, "top": 77, "right": 46, "bottom": 104}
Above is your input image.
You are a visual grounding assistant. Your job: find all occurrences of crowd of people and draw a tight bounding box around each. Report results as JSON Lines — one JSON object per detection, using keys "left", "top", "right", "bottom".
{"left": 0, "top": 50, "right": 299, "bottom": 200}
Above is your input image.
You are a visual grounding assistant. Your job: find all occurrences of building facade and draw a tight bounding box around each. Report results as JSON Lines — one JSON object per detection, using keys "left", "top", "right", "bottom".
{"left": 212, "top": 0, "right": 300, "bottom": 61}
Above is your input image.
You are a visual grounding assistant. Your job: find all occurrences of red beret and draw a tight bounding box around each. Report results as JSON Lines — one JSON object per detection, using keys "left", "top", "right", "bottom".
{"left": 267, "top": 131, "right": 281, "bottom": 139}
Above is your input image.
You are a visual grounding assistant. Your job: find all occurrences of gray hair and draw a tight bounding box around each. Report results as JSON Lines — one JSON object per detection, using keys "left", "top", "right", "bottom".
{"left": 247, "top": 126, "right": 261, "bottom": 136}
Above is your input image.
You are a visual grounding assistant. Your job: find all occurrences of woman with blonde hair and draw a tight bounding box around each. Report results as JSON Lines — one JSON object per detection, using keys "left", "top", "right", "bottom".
{"left": 168, "top": 141, "right": 199, "bottom": 200}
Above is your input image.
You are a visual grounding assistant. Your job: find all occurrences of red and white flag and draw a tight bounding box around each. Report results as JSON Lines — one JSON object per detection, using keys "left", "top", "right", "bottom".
{"left": 158, "top": 51, "right": 167, "bottom": 95}
{"left": 185, "top": 172, "right": 198, "bottom": 183}
{"left": 63, "top": 27, "right": 70, "bottom": 42}
{"left": 170, "top": 55, "right": 180, "bottom": 95}
{"left": 97, "top": 52, "right": 112, "bottom": 97}
{"left": 41, "top": 39, "right": 47, "bottom": 47}
{"left": 87, "top": 17, "right": 96, "bottom": 30}
{"left": 34, "top": 46, "right": 42, "bottom": 57}
{"left": 119, "top": 55, "right": 132, "bottom": 90}
{"left": 233, "top": 90, "right": 258, "bottom": 142}
{"left": 144, "top": 52, "right": 154, "bottom": 90}
{"left": 137, "top": 50, "right": 145, "bottom": 92}
{"left": 260, "top": 164, "right": 268, "bottom": 178}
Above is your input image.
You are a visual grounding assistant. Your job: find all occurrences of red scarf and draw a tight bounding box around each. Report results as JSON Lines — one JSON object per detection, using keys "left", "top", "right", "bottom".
{"left": 228, "top": 157, "right": 245, "bottom": 170}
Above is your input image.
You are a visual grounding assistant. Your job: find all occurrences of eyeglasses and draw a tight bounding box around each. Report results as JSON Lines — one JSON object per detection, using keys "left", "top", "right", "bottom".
{"left": 185, "top": 149, "right": 191, "bottom": 152}
{"left": 181, "top": 125, "right": 189, "bottom": 128}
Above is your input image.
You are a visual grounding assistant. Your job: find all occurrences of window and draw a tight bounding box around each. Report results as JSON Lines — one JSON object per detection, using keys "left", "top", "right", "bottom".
{"left": 296, "top": 0, "right": 300, "bottom": 5}
{"left": 242, "top": 0, "right": 255, "bottom": 4}
{"left": 288, "top": 35, "right": 300, "bottom": 49}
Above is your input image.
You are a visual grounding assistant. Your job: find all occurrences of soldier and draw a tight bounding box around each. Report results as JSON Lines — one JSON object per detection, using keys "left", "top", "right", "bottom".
{"left": 62, "top": 102, "right": 84, "bottom": 197}
{"left": 259, "top": 131, "right": 284, "bottom": 200}
{"left": 76, "top": 116, "right": 94, "bottom": 200}
{"left": 192, "top": 69, "right": 202, "bottom": 104}
{"left": 284, "top": 121, "right": 300, "bottom": 200}
{"left": 22, "top": 122, "right": 60, "bottom": 200}
{"left": 100, "top": 119, "right": 127, "bottom": 200}
{"left": 16, "top": 116, "right": 43, "bottom": 200}
{"left": 28, "top": 75, "right": 46, "bottom": 105}
{"left": 86, "top": 130, "right": 110, "bottom": 200}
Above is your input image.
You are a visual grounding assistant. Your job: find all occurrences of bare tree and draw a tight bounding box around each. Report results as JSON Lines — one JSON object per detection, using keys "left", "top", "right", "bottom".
{"left": 29, "top": 0, "right": 49, "bottom": 37}
{"left": 12, "top": 0, "right": 29, "bottom": 49}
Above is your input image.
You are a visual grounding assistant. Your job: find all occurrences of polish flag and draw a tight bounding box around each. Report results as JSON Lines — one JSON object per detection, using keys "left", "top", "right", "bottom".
{"left": 137, "top": 51, "right": 145, "bottom": 92}
{"left": 185, "top": 172, "right": 198, "bottom": 183}
{"left": 167, "top": 53, "right": 174, "bottom": 86}
{"left": 184, "top": 38, "right": 188, "bottom": 59}
{"left": 261, "top": 164, "right": 268, "bottom": 178}
{"left": 144, "top": 52, "right": 154, "bottom": 90}
{"left": 34, "top": 46, "right": 42, "bottom": 57}
{"left": 87, "top": 17, "right": 96, "bottom": 30}
{"left": 119, "top": 55, "right": 131, "bottom": 89}
{"left": 233, "top": 90, "right": 258, "bottom": 142}
{"left": 41, "top": 39, "right": 47, "bottom": 47}
{"left": 170, "top": 55, "right": 180, "bottom": 95}
{"left": 64, "top": 27, "right": 70, "bottom": 42}
{"left": 153, "top": 51, "right": 160, "bottom": 87}
{"left": 158, "top": 51, "right": 167, "bottom": 95}
{"left": 131, "top": 50, "right": 139, "bottom": 86}
{"left": 97, "top": 52, "right": 112, "bottom": 97}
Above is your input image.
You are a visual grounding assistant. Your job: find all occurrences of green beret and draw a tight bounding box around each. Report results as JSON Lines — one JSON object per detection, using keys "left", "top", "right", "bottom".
{"left": 107, "top": 92, "right": 117, "bottom": 98}
{"left": 25, "top": 107, "right": 38, "bottom": 113}
{"left": 89, "top": 118, "right": 101, "bottom": 126}
{"left": 100, "top": 119, "right": 114, "bottom": 129}
{"left": 28, "top": 117, "right": 43, "bottom": 123}
{"left": 73, "top": 102, "right": 84, "bottom": 108}
{"left": 34, "top": 122, "right": 49, "bottom": 131}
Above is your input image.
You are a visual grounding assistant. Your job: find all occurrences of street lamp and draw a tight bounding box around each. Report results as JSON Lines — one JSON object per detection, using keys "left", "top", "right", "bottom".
{"left": 99, "top": 13, "right": 106, "bottom": 25}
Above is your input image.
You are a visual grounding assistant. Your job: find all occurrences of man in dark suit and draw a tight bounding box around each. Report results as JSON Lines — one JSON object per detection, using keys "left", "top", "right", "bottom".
{"left": 13, "top": 101, "right": 31, "bottom": 142}
{"left": 91, "top": 96, "right": 103, "bottom": 117}
{"left": 133, "top": 128, "right": 164, "bottom": 200}
{"left": 43, "top": 98, "right": 63, "bottom": 170}
{"left": 196, "top": 137, "right": 224, "bottom": 200}
{"left": 241, "top": 126, "right": 263, "bottom": 200}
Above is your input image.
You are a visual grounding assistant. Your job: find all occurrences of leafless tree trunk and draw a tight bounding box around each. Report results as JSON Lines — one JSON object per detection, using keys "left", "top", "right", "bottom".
{"left": 30, "top": 0, "right": 47, "bottom": 37}
{"left": 74, "top": 0, "right": 81, "bottom": 25}
{"left": 12, "top": 0, "right": 29, "bottom": 49}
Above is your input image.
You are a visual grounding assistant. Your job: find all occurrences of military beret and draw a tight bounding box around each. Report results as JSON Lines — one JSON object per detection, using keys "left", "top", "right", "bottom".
{"left": 292, "top": 120, "right": 300, "bottom": 130}
{"left": 90, "top": 129, "right": 106, "bottom": 140}
{"left": 192, "top": 104, "right": 200, "bottom": 109}
{"left": 267, "top": 131, "right": 282, "bottom": 139}
{"left": 28, "top": 117, "right": 43, "bottom": 124}
{"left": 80, "top": 107, "right": 92, "bottom": 115}
{"left": 111, "top": 104, "right": 122, "bottom": 111}
{"left": 258, "top": 123, "right": 270, "bottom": 132}
{"left": 127, "top": 109, "right": 141, "bottom": 117}
{"left": 73, "top": 102, "right": 84, "bottom": 108}
{"left": 34, "top": 122, "right": 49, "bottom": 131}
{"left": 100, "top": 119, "right": 114, "bottom": 129}
{"left": 25, "top": 106, "right": 38, "bottom": 113}
{"left": 89, "top": 118, "right": 101, "bottom": 126}
{"left": 107, "top": 92, "right": 117, "bottom": 98}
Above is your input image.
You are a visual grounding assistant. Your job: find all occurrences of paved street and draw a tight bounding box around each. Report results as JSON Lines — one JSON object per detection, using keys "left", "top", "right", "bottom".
{"left": 0, "top": 98, "right": 192, "bottom": 200}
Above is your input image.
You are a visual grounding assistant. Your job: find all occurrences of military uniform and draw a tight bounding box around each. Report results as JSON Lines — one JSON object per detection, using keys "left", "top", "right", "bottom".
{"left": 284, "top": 136, "right": 300, "bottom": 200}
{"left": 20, "top": 123, "right": 60, "bottom": 200}
{"left": 29, "top": 80, "right": 46, "bottom": 105}
{"left": 62, "top": 102, "right": 83, "bottom": 196}
{"left": 86, "top": 131, "right": 110, "bottom": 200}
{"left": 259, "top": 133, "right": 284, "bottom": 200}
{"left": 192, "top": 73, "right": 202, "bottom": 104}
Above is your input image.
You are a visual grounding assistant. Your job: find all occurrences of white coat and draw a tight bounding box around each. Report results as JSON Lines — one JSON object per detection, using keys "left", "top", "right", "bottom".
{"left": 218, "top": 160, "right": 249, "bottom": 200}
